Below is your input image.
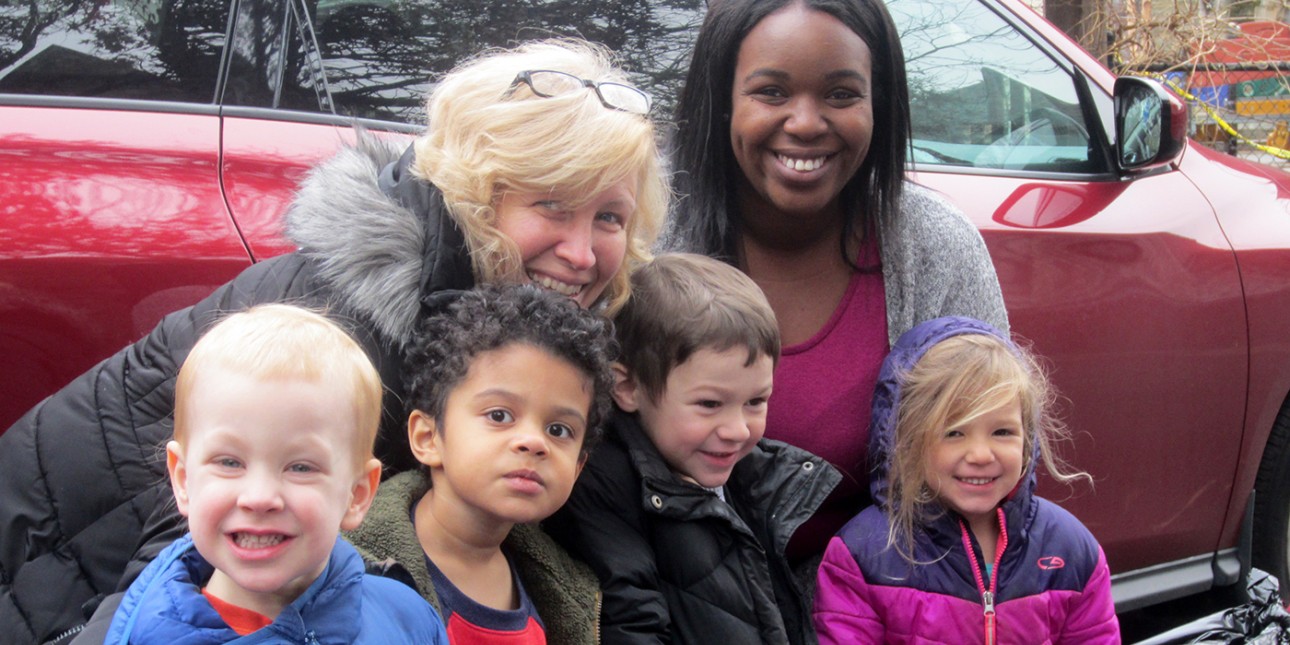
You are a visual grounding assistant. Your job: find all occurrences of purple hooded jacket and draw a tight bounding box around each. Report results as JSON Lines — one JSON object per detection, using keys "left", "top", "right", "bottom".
{"left": 813, "top": 317, "right": 1120, "bottom": 644}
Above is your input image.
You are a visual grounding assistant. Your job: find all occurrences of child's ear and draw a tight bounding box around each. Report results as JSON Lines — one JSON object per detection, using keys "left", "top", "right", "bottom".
{"left": 610, "top": 362, "right": 641, "bottom": 412}
{"left": 340, "top": 458, "right": 382, "bottom": 531}
{"left": 408, "top": 410, "right": 444, "bottom": 468}
{"left": 165, "top": 440, "right": 191, "bottom": 517}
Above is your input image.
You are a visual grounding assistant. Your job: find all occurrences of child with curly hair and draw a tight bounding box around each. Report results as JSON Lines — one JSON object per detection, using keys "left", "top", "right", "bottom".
{"left": 347, "top": 284, "right": 618, "bottom": 644}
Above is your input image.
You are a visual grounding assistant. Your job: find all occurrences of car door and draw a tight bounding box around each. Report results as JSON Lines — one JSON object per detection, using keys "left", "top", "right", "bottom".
{"left": 0, "top": 0, "right": 253, "bottom": 429}
{"left": 893, "top": 0, "right": 1248, "bottom": 583}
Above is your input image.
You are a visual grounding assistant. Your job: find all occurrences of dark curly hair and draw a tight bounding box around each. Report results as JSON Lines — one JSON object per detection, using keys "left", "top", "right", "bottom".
{"left": 403, "top": 284, "right": 618, "bottom": 452}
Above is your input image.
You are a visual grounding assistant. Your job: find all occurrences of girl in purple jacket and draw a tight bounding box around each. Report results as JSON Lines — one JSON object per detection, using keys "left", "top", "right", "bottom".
{"left": 814, "top": 316, "right": 1119, "bottom": 644}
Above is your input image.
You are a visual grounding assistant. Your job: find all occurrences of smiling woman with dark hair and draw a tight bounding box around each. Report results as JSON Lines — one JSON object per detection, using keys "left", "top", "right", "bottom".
{"left": 667, "top": 0, "right": 1009, "bottom": 569}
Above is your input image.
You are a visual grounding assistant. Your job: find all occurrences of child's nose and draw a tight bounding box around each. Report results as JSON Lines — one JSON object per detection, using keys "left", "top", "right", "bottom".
{"left": 965, "top": 439, "right": 996, "bottom": 464}
{"left": 716, "top": 411, "right": 752, "bottom": 443}
{"left": 237, "top": 473, "right": 285, "bottom": 512}
{"left": 512, "top": 426, "right": 549, "bottom": 456}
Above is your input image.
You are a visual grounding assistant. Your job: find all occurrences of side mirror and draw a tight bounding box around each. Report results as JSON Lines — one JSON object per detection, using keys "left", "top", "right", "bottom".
{"left": 1114, "top": 76, "right": 1188, "bottom": 172}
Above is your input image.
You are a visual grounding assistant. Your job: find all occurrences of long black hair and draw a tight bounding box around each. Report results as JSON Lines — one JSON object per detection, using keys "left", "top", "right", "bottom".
{"left": 670, "top": 0, "right": 910, "bottom": 268}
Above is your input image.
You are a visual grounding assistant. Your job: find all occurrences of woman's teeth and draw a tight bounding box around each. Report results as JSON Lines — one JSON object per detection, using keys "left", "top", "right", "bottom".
{"left": 778, "top": 154, "right": 825, "bottom": 172}
{"left": 529, "top": 273, "right": 582, "bottom": 297}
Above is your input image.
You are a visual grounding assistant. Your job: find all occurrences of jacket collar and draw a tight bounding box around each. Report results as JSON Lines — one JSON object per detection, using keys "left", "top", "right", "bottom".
{"left": 121, "top": 535, "right": 365, "bottom": 643}
{"left": 610, "top": 410, "right": 840, "bottom": 550}
{"left": 345, "top": 471, "right": 602, "bottom": 644}
{"left": 612, "top": 413, "right": 725, "bottom": 515}
{"left": 377, "top": 142, "right": 474, "bottom": 305}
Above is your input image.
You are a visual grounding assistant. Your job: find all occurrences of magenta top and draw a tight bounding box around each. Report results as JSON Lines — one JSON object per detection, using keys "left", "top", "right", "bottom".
{"left": 765, "top": 257, "right": 887, "bottom": 560}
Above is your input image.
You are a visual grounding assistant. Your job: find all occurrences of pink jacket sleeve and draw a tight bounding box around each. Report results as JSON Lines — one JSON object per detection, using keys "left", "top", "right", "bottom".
{"left": 1057, "top": 547, "right": 1121, "bottom": 644}
{"left": 813, "top": 536, "right": 886, "bottom": 644}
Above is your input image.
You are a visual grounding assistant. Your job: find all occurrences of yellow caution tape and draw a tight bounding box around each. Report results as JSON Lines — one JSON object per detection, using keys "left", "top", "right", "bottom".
{"left": 1156, "top": 74, "right": 1290, "bottom": 160}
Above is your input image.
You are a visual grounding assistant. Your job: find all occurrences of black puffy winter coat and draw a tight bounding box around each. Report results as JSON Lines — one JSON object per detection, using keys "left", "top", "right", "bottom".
{"left": 0, "top": 137, "right": 474, "bottom": 644}
{"left": 546, "top": 412, "right": 841, "bottom": 645}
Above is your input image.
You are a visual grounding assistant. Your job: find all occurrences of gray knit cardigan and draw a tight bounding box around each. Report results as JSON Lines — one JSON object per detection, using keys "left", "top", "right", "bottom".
{"left": 662, "top": 181, "right": 1009, "bottom": 343}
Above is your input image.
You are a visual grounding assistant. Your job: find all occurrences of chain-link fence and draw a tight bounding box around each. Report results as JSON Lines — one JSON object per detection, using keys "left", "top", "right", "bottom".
{"left": 1085, "top": 9, "right": 1290, "bottom": 170}
{"left": 1160, "top": 63, "right": 1290, "bottom": 168}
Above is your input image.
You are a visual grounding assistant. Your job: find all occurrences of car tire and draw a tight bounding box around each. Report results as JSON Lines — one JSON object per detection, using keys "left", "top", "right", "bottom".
{"left": 1252, "top": 402, "right": 1290, "bottom": 589}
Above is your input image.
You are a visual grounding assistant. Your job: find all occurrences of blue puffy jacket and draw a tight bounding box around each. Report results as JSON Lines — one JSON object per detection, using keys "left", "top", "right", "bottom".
{"left": 105, "top": 534, "right": 448, "bottom": 644}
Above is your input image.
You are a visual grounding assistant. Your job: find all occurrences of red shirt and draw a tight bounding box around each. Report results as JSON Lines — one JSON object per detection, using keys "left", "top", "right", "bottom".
{"left": 202, "top": 588, "right": 273, "bottom": 636}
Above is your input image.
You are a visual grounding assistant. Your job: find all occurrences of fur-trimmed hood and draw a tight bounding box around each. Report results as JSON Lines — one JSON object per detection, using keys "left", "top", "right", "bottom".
{"left": 285, "top": 135, "right": 473, "bottom": 349}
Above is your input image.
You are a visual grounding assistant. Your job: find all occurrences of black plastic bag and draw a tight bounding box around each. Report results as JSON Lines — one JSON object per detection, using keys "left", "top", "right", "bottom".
{"left": 1136, "top": 569, "right": 1290, "bottom": 644}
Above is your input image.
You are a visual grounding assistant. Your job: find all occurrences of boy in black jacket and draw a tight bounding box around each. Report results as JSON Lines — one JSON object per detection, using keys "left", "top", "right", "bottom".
{"left": 546, "top": 253, "right": 840, "bottom": 645}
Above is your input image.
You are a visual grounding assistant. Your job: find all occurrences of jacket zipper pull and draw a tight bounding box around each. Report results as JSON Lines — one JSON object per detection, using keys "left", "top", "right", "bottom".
{"left": 983, "top": 590, "right": 996, "bottom": 645}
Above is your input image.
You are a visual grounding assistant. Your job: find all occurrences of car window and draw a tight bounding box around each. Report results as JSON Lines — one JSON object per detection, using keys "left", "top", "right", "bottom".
{"left": 0, "top": 0, "right": 228, "bottom": 103}
{"left": 890, "top": 0, "right": 1102, "bottom": 173}
{"left": 223, "top": 0, "right": 704, "bottom": 125}
{"left": 222, "top": 0, "right": 325, "bottom": 113}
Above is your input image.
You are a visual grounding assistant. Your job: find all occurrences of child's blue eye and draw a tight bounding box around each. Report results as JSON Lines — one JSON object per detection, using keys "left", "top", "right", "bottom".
{"left": 288, "top": 463, "right": 315, "bottom": 474}
{"left": 487, "top": 409, "right": 514, "bottom": 424}
{"left": 216, "top": 457, "right": 242, "bottom": 469}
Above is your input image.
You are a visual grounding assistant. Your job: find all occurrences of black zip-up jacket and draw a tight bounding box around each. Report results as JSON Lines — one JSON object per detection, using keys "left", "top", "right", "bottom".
{"left": 546, "top": 412, "right": 841, "bottom": 645}
{"left": 0, "top": 136, "right": 474, "bottom": 644}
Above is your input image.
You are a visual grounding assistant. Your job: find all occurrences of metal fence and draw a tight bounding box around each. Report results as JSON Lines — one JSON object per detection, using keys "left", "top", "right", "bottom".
{"left": 1156, "top": 63, "right": 1290, "bottom": 168}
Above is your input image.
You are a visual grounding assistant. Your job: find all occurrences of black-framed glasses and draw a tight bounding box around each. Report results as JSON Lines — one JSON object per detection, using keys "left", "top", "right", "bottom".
{"left": 509, "top": 70, "right": 652, "bottom": 115}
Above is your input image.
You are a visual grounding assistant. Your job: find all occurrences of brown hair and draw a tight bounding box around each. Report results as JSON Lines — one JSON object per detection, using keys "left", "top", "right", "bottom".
{"left": 614, "top": 253, "right": 780, "bottom": 402}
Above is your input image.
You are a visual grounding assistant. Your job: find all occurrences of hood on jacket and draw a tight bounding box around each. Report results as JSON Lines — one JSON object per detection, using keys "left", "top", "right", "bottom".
{"left": 867, "top": 316, "right": 1041, "bottom": 511}
{"left": 285, "top": 134, "right": 472, "bottom": 350}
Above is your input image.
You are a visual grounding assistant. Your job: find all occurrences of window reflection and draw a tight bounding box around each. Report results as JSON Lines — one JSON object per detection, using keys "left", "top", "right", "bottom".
{"left": 0, "top": 0, "right": 227, "bottom": 103}
{"left": 891, "top": 0, "right": 1102, "bottom": 173}
{"left": 231, "top": 0, "right": 705, "bottom": 125}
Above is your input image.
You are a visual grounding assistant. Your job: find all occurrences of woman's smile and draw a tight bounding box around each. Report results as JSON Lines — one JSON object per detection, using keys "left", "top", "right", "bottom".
{"left": 729, "top": 5, "right": 873, "bottom": 221}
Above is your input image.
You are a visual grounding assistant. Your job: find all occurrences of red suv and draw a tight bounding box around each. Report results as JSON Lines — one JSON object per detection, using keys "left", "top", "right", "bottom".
{"left": 4, "top": 0, "right": 1290, "bottom": 618}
